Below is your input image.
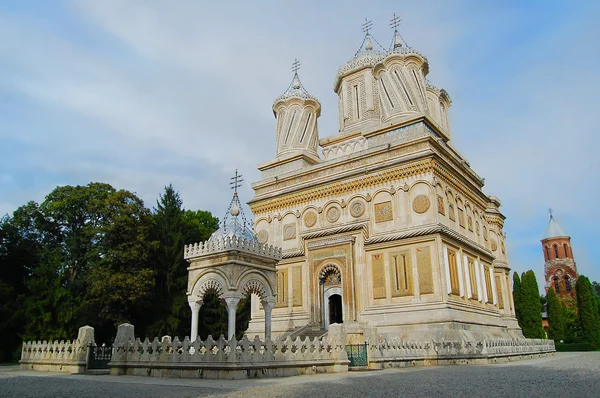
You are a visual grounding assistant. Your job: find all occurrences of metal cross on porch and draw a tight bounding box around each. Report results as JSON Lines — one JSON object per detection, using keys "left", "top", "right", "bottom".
{"left": 291, "top": 58, "right": 301, "bottom": 74}
{"left": 230, "top": 169, "right": 243, "bottom": 194}
{"left": 362, "top": 18, "right": 373, "bottom": 34}
{"left": 390, "top": 13, "right": 402, "bottom": 31}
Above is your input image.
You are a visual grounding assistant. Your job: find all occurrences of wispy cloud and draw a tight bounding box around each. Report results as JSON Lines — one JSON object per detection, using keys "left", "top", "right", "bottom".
{"left": 1, "top": 0, "right": 598, "bottom": 287}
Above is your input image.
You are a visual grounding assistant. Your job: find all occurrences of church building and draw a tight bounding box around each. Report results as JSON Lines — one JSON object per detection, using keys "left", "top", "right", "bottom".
{"left": 541, "top": 211, "right": 578, "bottom": 298}
{"left": 243, "top": 19, "right": 522, "bottom": 342}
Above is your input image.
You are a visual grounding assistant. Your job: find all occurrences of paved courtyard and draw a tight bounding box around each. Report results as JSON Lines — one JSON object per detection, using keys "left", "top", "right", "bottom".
{"left": 1, "top": 352, "right": 598, "bottom": 398}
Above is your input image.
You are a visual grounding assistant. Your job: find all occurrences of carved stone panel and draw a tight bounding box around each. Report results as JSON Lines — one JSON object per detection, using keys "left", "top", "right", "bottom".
{"left": 374, "top": 201, "right": 393, "bottom": 223}
{"left": 491, "top": 239, "right": 498, "bottom": 252}
{"left": 326, "top": 206, "right": 341, "bottom": 223}
{"left": 437, "top": 195, "right": 445, "bottom": 215}
{"left": 303, "top": 211, "right": 317, "bottom": 228}
{"left": 468, "top": 216, "right": 473, "bottom": 231}
{"left": 349, "top": 200, "right": 365, "bottom": 218}
{"left": 412, "top": 194, "right": 431, "bottom": 214}
{"left": 372, "top": 254, "right": 386, "bottom": 299}
{"left": 283, "top": 223, "right": 296, "bottom": 240}
{"left": 417, "top": 246, "right": 434, "bottom": 294}
{"left": 449, "top": 203, "right": 456, "bottom": 221}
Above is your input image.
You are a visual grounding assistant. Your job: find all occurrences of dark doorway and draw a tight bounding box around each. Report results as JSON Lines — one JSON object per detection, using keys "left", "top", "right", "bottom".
{"left": 328, "top": 294, "right": 343, "bottom": 325}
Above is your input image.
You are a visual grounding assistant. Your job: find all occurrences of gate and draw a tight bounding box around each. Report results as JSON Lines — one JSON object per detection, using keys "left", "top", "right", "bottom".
{"left": 345, "top": 343, "right": 368, "bottom": 367}
{"left": 87, "top": 343, "right": 113, "bottom": 370}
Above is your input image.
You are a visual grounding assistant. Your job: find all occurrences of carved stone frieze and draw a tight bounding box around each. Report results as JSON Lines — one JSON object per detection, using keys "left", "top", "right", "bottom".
{"left": 437, "top": 195, "right": 445, "bottom": 215}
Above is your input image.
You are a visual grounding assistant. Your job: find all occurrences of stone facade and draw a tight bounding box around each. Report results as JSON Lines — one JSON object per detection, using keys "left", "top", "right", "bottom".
{"left": 247, "top": 26, "right": 523, "bottom": 343}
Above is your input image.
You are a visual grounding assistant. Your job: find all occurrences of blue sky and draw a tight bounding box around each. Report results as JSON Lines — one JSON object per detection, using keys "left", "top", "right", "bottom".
{"left": 1, "top": 1, "right": 599, "bottom": 289}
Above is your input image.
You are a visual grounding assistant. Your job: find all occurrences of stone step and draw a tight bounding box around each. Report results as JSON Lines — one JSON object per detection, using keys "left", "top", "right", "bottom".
{"left": 86, "top": 369, "right": 110, "bottom": 375}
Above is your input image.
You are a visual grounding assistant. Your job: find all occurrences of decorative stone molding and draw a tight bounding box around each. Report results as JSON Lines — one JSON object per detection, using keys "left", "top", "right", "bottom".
{"left": 326, "top": 207, "right": 341, "bottom": 223}
{"left": 412, "top": 195, "right": 431, "bottom": 214}
{"left": 301, "top": 222, "right": 369, "bottom": 241}
{"left": 349, "top": 200, "right": 366, "bottom": 218}
{"left": 307, "top": 235, "right": 356, "bottom": 250}
{"left": 303, "top": 211, "right": 317, "bottom": 227}
{"left": 283, "top": 223, "right": 296, "bottom": 240}
{"left": 322, "top": 135, "right": 368, "bottom": 161}
{"left": 257, "top": 230, "right": 269, "bottom": 244}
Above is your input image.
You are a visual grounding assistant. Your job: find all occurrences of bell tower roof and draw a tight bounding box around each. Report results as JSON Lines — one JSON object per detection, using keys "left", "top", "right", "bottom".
{"left": 273, "top": 59, "right": 319, "bottom": 108}
{"left": 542, "top": 209, "right": 568, "bottom": 240}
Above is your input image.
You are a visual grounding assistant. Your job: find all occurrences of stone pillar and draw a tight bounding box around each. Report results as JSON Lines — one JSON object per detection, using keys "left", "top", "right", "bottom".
{"left": 225, "top": 297, "right": 240, "bottom": 340}
{"left": 189, "top": 300, "right": 202, "bottom": 341}
{"left": 76, "top": 325, "right": 95, "bottom": 366}
{"left": 263, "top": 300, "right": 274, "bottom": 340}
{"left": 114, "top": 323, "right": 135, "bottom": 347}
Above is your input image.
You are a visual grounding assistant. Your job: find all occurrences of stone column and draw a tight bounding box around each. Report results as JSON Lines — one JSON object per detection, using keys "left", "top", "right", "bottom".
{"left": 263, "top": 300, "right": 274, "bottom": 340}
{"left": 225, "top": 297, "right": 240, "bottom": 340}
{"left": 189, "top": 301, "right": 202, "bottom": 341}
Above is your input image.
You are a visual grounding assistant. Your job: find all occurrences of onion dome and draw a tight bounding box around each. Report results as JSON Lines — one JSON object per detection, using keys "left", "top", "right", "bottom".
{"left": 333, "top": 31, "right": 386, "bottom": 92}
{"left": 208, "top": 170, "right": 258, "bottom": 244}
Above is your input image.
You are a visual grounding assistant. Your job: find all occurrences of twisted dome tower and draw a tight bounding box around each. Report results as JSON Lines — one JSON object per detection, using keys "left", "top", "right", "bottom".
{"left": 541, "top": 210, "right": 578, "bottom": 298}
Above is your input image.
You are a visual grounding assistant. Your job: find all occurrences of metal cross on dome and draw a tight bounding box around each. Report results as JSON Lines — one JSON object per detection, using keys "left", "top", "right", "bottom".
{"left": 362, "top": 18, "right": 373, "bottom": 34}
{"left": 230, "top": 169, "right": 243, "bottom": 194}
{"left": 291, "top": 58, "right": 301, "bottom": 74}
{"left": 390, "top": 13, "right": 402, "bottom": 31}
{"left": 548, "top": 207, "right": 553, "bottom": 219}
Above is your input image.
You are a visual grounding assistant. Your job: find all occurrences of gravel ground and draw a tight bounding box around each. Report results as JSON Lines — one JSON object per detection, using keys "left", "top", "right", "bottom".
{"left": 1, "top": 352, "right": 598, "bottom": 398}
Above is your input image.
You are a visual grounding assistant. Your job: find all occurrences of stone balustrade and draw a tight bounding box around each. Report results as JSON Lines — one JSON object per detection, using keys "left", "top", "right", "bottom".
{"left": 110, "top": 333, "right": 349, "bottom": 379}
{"left": 20, "top": 326, "right": 95, "bottom": 373}
{"left": 368, "top": 337, "right": 555, "bottom": 368}
{"left": 184, "top": 236, "right": 282, "bottom": 260}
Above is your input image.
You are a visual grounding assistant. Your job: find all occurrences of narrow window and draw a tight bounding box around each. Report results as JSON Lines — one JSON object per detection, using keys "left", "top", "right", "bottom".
{"left": 284, "top": 111, "right": 296, "bottom": 145}
{"left": 545, "top": 246, "right": 550, "bottom": 261}
{"left": 412, "top": 69, "right": 425, "bottom": 103}
{"left": 448, "top": 251, "right": 459, "bottom": 295}
{"left": 553, "top": 277, "right": 560, "bottom": 294}
{"left": 402, "top": 254, "right": 409, "bottom": 290}
{"left": 440, "top": 104, "right": 446, "bottom": 126}
{"left": 563, "top": 244, "right": 569, "bottom": 258}
{"left": 380, "top": 79, "right": 394, "bottom": 108}
{"left": 553, "top": 244, "right": 559, "bottom": 259}
{"left": 299, "top": 113, "right": 311, "bottom": 143}
{"left": 354, "top": 85, "right": 360, "bottom": 119}
{"left": 565, "top": 276, "right": 572, "bottom": 294}
{"left": 394, "top": 70, "right": 414, "bottom": 106}
{"left": 393, "top": 255, "right": 400, "bottom": 291}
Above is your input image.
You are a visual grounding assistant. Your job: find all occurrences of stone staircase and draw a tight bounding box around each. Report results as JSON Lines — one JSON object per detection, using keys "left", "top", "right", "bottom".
{"left": 283, "top": 325, "right": 327, "bottom": 341}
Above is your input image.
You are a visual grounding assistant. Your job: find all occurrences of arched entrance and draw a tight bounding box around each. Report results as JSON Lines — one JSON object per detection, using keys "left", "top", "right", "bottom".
{"left": 319, "top": 264, "right": 343, "bottom": 330}
{"left": 328, "top": 294, "right": 343, "bottom": 325}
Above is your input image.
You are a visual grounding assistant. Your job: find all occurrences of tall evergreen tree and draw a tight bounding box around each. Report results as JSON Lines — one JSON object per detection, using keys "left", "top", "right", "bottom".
{"left": 546, "top": 287, "right": 565, "bottom": 342}
{"left": 513, "top": 272, "right": 522, "bottom": 327}
{"left": 575, "top": 275, "right": 600, "bottom": 349}
{"left": 519, "top": 270, "right": 545, "bottom": 339}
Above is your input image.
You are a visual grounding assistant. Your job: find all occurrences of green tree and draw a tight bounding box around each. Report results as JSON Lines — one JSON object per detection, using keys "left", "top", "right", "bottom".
{"left": 546, "top": 287, "right": 565, "bottom": 342}
{"left": 519, "top": 270, "right": 545, "bottom": 339}
{"left": 513, "top": 272, "right": 522, "bottom": 327}
{"left": 147, "top": 185, "right": 219, "bottom": 339}
{"left": 575, "top": 275, "right": 600, "bottom": 349}
{"left": 21, "top": 183, "right": 157, "bottom": 342}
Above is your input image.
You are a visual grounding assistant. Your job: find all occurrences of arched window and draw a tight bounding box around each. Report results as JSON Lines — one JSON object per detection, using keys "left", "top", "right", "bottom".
{"left": 553, "top": 244, "right": 559, "bottom": 259}
{"left": 565, "top": 276, "right": 572, "bottom": 294}
{"left": 545, "top": 246, "right": 550, "bottom": 261}
{"left": 563, "top": 244, "right": 569, "bottom": 258}
{"left": 553, "top": 277, "right": 560, "bottom": 293}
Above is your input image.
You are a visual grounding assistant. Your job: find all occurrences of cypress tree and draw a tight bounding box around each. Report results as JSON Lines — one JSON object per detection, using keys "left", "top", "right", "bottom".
{"left": 546, "top": 287, "right": 565, "bottom": 342}
{"left": 513, "top": 272, "right": 522, "bottom": 327}
{"left": 575, "top": 275, "right": 600, "bottom": 349}
{"left": 519, "top": 270, "right": 545, "bottom": 339}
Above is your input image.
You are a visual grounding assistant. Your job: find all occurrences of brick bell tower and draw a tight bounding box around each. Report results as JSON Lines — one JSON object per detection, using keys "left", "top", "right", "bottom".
{"left": 541, "top": 209, "right": 578, "bottom": 298}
